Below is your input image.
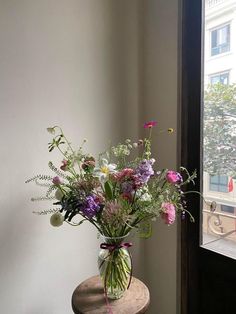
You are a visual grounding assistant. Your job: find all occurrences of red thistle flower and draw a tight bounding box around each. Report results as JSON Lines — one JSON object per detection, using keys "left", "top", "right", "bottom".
{"left": 114, "top": 168, "right": 134, "bottom": 181}
{"left": 143, "top": 121, "right": 157, "bottom": 128}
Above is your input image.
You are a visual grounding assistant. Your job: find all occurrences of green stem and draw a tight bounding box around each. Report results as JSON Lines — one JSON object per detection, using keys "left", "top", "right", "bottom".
{"left": 54, "top": 126, "right": 75, "bottom": 155}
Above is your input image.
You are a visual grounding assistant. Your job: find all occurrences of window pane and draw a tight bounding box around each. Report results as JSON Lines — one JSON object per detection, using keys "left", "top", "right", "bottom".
{"left": 221, "top": 205, "right": 235, "bottom": 213}
{"left": 210, "top": 72, "right": 229, "bottom": 85}
{"left": 211, "top": 24, "right": 230, "bottom": 56}
{"left": 211, "top": 29, "right": 217, "bottom": 48}
{"left": 202, "top": 0, "right": 236, "bottom": 259}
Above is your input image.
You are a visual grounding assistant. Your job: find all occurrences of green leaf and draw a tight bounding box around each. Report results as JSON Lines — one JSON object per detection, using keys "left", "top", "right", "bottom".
{"left": 104, "top": 181, "right": 113, "bottom": 200}
{"left": 138, "top": 221, "right": 152, "bottom": 239}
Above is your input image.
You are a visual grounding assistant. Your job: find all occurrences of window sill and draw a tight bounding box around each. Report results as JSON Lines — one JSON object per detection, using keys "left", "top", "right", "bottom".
{"left": 206, "top": 50, "right": 233, "bottom": 61}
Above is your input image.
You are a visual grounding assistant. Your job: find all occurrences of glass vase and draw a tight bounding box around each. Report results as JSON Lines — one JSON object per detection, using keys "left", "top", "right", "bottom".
{"left": 98, "top": 234, "right": 132, "bottom": 299}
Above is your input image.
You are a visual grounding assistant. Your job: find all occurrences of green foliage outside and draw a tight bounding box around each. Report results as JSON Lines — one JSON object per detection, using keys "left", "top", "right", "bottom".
{"left": 204, "top": 83, "right": 236, "bottom": 177}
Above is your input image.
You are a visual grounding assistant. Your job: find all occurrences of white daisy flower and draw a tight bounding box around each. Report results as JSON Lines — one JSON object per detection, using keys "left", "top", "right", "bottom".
{"left": 94, "top": 158, "right": 117, "bottom": 183}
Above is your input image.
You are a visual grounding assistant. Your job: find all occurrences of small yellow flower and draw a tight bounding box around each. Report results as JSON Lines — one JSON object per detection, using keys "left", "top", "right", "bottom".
{"left": 168, "top": 128, "right": 174, "bottom": 134}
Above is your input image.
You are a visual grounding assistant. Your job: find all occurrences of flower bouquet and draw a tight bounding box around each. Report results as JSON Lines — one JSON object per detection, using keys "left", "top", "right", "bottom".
{"left": 26, "top": 121, "right": 195, "bottom": 300}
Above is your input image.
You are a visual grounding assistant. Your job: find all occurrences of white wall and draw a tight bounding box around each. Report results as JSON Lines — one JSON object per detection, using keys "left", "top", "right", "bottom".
{"left": 0, "top": 1, "right": 142, "bottom": 313}
{"left": 142, "top": 1, "right": 179, "bottom": 313}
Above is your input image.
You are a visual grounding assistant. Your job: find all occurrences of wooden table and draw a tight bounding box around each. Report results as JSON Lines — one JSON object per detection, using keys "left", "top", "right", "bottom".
{"left": 71, "top": 275, "right": 150, "bottom": 314}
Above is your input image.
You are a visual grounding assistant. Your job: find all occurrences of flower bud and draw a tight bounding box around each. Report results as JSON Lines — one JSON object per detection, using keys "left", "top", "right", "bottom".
{"left": 50, "top": 212, "right": 64, "bottom": 227}
{"left": 52, "top": 176, "right": 62, "bottom": 185}
{"left": 55, "top": 189, "right": 63, "bottom": 200}
{"left": 47, "top": 127, "right": 56, "bottom": 134}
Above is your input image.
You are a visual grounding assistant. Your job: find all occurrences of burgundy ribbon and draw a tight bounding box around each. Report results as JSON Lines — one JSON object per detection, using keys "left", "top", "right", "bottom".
{"left": 100, "top": 242, "right": 132, "bottom": 251}
{"left": 100, "top": 241, "right": 133, "bottom": 314}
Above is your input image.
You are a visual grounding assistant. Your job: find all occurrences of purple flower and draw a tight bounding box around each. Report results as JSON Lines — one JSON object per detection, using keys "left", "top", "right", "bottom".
{"left": 121, "top": 181, "right": 134, "bottom": 194}
{"left": 52, "top": 176, "right": 62, "bottom": 185}
{"left": 81, "top": 195, "right": 100, "bottom": 219}
{"left": 135, "top": 159, "right": 155, "bottom": 184}
{"left": 166, "top": 170, "right": 183, "bottom": 184}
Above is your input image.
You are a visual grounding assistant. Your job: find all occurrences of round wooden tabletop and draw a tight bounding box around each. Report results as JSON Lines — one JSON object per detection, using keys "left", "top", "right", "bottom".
{"left": 71, "top": 275, "right": 150, "bottom": 314}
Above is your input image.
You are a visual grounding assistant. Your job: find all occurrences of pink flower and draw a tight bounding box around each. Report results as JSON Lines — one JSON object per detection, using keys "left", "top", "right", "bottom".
{"left": 102, "top": 201, "right": 127, "bottom": 225}
{"left": 161, "top": 202, "right": 176, "bottom": 225}
{"left": 143, "top": 121, "right": 157, "bottom": 128}
{"left": 52, "top": 176, "right": 62, "bottom": 186}
{"left": 60, "top": 160, "right": 68, "bottom": 171}
{"left": 166, "top": 170, "right": 182, "bottom": 184}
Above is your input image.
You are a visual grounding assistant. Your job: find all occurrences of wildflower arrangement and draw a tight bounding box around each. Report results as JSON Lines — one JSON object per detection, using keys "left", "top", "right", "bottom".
{"left": 26, "top": 121, "right": 195, "bottom": 299}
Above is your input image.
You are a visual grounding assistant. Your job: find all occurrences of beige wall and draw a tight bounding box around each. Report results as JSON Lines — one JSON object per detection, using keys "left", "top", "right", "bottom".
{"left": 0, "top": 1, "right": 142, "bottom": 313}
{"left": 142, "top": 1, "right": 179, "bottom": 313}
{"left": 0, "top": 0, "right": 179, "bottom": 313}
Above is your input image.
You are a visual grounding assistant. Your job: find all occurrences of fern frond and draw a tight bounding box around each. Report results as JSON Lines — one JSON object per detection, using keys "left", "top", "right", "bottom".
{"left": 48, "top": 161, "right": 68, "bottom": 179}
{"left": 31, "top": 196, "right": 55, "bottom": 202}
{"left": 46, "top": 185, "right": 57, "bottom": 197}
{"left": 32, "top": 208, "right": 59, "bottom": 215}
{"left": 25, "top": 174, "right": 53, "bottom": 184}
{"left": 35, "top": 178, "right": 51, "bottom": 187}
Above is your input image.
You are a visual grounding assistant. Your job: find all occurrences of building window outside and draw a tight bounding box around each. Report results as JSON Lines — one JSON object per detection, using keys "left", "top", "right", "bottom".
{"left": 211, "top": 24, "right": 230, "bottom": 56}
{"left": 221, "top": 204, "right": 235, "bottom": 214}
{"left": 210, "top": 72, "right": 229, "bottom": 85}
{"left": 209, "top": 175, "right": 228, "bottom": 192}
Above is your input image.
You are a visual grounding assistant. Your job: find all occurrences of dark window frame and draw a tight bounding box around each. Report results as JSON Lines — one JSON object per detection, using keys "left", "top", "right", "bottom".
{"left": 180, "top": 0, "right": 203, "bottom": 313}
{"left": 180, "top": 1, "right": 236, "bottom": 314}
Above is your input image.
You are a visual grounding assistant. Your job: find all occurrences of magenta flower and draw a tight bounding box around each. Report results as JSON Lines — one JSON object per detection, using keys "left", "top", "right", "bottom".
{"left": 166, "top": 170, "right": 183, "bottom": 184}
{"left": 161, "top": 202, "right": 176, "bottom": 225}
{"left": 143, "top": 121, "right": 157, "bottom": 128}
{"left": 52, "top": 176, "right": 63, "bottom": 186}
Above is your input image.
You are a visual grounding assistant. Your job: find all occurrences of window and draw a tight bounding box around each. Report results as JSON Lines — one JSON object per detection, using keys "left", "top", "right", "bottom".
{"left": 211, "top": 24, "right": 230, "bottom": 56}
{"left": 181, "top": 1, "right": 236, "bottom": 312}
{"left": 221, "top": 204, "right": 234, "bottom": 213}
{"left": 210, "top": 72, "right": 229, "bottom": 85}
{"left": 209, "top": 175, "right": 228, "bottom": 192}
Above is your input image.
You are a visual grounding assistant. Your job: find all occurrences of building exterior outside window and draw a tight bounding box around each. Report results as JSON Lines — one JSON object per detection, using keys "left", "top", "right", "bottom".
{"left": 204, "top": 0, "right": 236, "bottom": 86}
{"left": 221, "top": 204, "right": 235, "bottom": 213}
{"left": 210, "top": 71, "right": 229, "bottom": 84}
{"left": 211, "top": 24, "right": 230, "bottom": 56}
{"left": 202, "top": 0, "right": 236, "bottom": 256}
{"left": 209, "top": 175, "right": 229, "bottom": 192}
